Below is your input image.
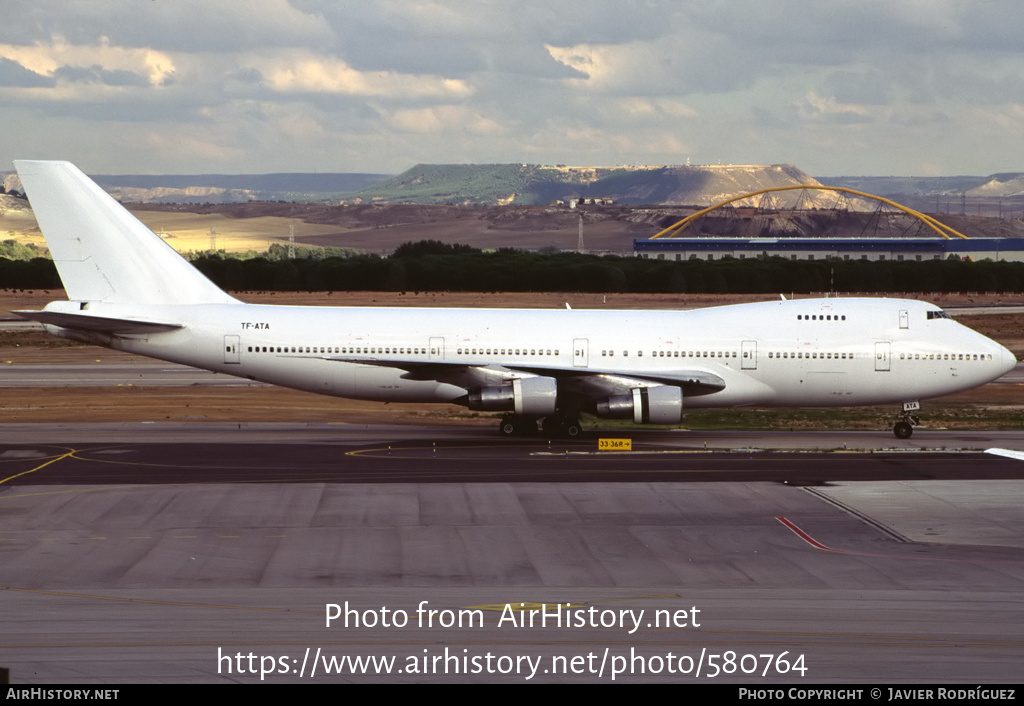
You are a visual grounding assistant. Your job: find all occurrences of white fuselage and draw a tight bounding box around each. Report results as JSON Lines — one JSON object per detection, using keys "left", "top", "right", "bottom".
{"left": 43, "top": 296, "right": 1017, "bottom": 410}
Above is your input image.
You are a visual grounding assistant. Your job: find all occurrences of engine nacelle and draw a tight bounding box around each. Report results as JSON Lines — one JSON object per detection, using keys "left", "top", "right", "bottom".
{"left": 595, "top": 385, "right": 683, "bottom": 424}
{"left": 466, "top": 376, "right": 557, "bottom": 416}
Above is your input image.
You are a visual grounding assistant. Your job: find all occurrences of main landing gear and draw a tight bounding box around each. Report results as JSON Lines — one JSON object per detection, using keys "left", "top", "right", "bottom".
{"left": 542, "top": 414, "right": 583, "bottom": 438}
{"left": 893, "top": 401, "right": 921, "bottom": 439}
{"left": 498, "top": 415, "right": 534, "bottom": 437}
{"left": 498, "top": 414, "right": 582, "bottom": 438}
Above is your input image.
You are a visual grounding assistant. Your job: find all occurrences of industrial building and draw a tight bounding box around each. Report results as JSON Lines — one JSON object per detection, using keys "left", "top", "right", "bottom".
{"left": 633, "top": 237, "right": 1024, "bottom": 263}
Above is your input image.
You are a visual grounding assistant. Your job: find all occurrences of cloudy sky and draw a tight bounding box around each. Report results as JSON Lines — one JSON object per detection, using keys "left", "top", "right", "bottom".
{"left": 1, "top": 0, "right": 1021, "bottom": 176}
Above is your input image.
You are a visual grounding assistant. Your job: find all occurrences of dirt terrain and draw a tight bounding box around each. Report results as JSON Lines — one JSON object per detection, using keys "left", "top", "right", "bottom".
{"left": 2, "top": 290, "right": 1021, "bottom": 429}
{"left": 132, "top": 202, "right": 662, "bottom": 254}
{"left": 132, "top": 201, "right": 1024, "bottom": 254}
{"left": 6, "top": 194, "right": 1022, "bottom": 258}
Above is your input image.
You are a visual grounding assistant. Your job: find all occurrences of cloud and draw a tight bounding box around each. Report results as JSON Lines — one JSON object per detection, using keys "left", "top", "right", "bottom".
{"left": 0, "top": 0, "right": 335, "bottom": 53}
{"left": 800, "top": 91, "right": 874, "bottom": 124}
{"left": 618, "top": 97, "right": 697, "bottom": 120}
{"left": 52, "top": 65, "right": 150, "bottom": 87}
{"left": 388, "top": 104, "right": 504, "bottom": 135}
{"left": 0, "top": 58, "right": 53, "bottom": 87}
{"left": 0, "top": 40, "right": 176, "bottom": 87}
{"left": 1, "top": 0, "right": 1022, "bottom": 174}
{"left": 255, "top": 53, "right": 473, "bottom": 99}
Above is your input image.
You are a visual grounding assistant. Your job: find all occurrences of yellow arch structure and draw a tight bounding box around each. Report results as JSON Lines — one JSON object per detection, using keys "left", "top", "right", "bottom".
{"left": 651, "top": 185, "right": 969, "bottom": 240}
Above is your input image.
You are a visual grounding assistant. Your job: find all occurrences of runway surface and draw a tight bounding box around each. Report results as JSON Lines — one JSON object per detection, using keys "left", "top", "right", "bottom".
{"left": 1, "top": 423, "right": 1024, "bottom": 683}
{"left": 3, "top": 435, "right": 1024, "bottom": 485}
{"left": 0, "top": 362, "right": 267, "bottom": 388}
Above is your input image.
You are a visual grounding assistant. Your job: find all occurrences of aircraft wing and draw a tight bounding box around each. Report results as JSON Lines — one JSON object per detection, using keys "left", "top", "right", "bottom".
{"left": 501, "top": 363, "right": 726, "bottom": 394}
{"left": 326, "top": 356, "right": 726, "bottom": 396}
{"left": 984, "top": 448, "right": 1024, "bottom": 462}
{"left": 12, "top": 309, "right": 184, "bottom": 334}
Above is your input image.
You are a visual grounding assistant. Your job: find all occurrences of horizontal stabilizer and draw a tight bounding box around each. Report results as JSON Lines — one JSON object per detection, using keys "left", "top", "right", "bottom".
{"left": 13, "top": 309, "right": 183, "bottom": 334}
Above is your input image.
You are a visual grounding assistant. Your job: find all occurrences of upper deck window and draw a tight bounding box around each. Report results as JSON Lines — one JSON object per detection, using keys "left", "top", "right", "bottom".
{"left": 927, "top": 310, "right": 953, "bottom": 320}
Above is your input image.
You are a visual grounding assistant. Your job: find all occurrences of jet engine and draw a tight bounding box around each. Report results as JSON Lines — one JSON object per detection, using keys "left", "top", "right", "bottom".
{"left": 595, "top": 385, "right": 683, "bottom": 424}
{"left": 466, "top": 376, "right": 558, "bottom": 416}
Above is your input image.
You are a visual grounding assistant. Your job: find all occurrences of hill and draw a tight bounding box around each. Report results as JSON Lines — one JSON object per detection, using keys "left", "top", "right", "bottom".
{"left": 820, "top": 173, "right": 1024, "bottom": 198}
{"left": 1, "top": 171, "right": 392, "bottom": 204}
{"left": 5, "top": 166, "right": 1023, "bottom": 210}
{"left": 820, "top": 173, "right": 1024, "bottom": 218}
{"left": 345, "top": 163, "right": 833, "bottom": 206}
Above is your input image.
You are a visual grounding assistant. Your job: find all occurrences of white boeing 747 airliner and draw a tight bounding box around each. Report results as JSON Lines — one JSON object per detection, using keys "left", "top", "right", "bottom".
{"left": 12, "top": 161, "right": 1018, "bottom": 438}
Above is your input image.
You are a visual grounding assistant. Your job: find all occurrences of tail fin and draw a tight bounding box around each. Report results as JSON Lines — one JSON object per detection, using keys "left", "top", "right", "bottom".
{"left": 14, "top": 160, "right": 237, "bottom": 306}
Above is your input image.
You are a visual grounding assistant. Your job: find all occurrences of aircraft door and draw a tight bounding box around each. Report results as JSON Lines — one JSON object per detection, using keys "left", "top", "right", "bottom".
{"left": 741, "top": 340, "right": 757, "bottom": 370}
{"left": 224, "top": 335, "right": 240, "bottom": 364}
{"left": 875, "top": 342, "right": 891, "bottom": 371}
{"left": 573, "top": 338, "right": 589, "bottom": 368}
{"left": 429, "top": 337, "right": 445, "bottom": 361}
{"left": 899, "top": 310, "right": 909, "bottom": 329}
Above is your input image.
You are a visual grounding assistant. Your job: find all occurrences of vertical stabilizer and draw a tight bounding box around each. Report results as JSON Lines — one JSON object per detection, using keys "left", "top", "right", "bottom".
{"left": 14, "top": 160, "right": 237, "bottom": 305}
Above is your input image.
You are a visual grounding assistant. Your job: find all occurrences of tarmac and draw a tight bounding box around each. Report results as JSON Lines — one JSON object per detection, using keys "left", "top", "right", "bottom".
{"left": 1, "top": 423, "right": 1023, "bottom": 683}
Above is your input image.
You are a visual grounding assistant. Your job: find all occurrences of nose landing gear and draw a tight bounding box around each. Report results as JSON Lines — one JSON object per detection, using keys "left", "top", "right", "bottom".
{"left": 893, "top": 401, "right": 921, "bottom": 439}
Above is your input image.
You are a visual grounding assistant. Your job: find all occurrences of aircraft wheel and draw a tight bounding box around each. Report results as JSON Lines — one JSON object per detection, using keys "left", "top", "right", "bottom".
{"left": 499, "top": 417, "right": 517, "bottom": 436}
{"left": 541, "top": 416, "right": 582, "bottom": 439}
{"left": 893, "top": 421, "right": 914, "bottom": 439}
{"left": 499, "top": 415, "right": 536, "bottom": 437}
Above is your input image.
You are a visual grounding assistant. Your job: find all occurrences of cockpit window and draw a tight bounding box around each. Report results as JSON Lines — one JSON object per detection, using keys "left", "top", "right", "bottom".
{"left": 927, "top": 310, "right": 952, "bottom": 320}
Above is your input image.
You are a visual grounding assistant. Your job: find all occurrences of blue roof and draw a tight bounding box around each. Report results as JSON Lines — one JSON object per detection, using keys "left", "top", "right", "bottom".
{"left": 634, "top": 237, "right": 1024, "bottom": 253}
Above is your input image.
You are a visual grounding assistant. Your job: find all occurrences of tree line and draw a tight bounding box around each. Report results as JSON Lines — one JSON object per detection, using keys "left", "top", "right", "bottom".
{"left": 3, "top": 240, "right": 1024, "bottom": 294}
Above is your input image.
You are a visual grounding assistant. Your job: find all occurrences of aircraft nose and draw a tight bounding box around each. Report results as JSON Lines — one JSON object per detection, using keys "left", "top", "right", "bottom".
{"left": 999, "top": 345, "right": 1018, "bottom": 376}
